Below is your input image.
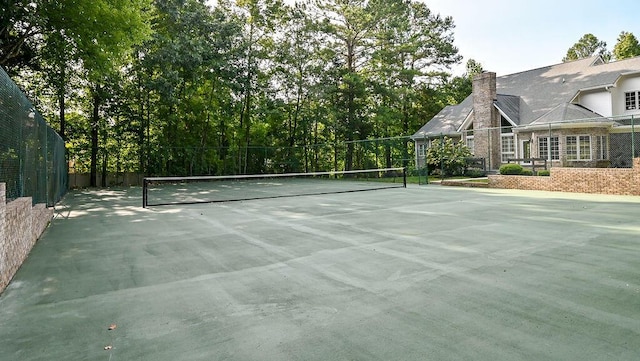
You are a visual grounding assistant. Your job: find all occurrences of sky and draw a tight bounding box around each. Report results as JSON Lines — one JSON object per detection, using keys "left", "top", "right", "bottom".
{"left": 422, "top": 0, "right": 640, "bottom": 76}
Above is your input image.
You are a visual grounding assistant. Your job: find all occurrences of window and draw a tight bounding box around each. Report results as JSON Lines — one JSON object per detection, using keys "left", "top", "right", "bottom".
{"left": 417, "top": 143, "right": 427, "bottom": 157}
{"left": 538, "top": 136, "right": 559, "bottom": 161}
{"left": 594, "top": 135, "right": 608, "bottom": 160}
{"left": 501, "top": 134, "right": 515, "bottom": 163}
{"left": 625, "top": 91, "right": 638, "bottom": 110}
{"left": 465, "top": 135, "right": 474, "bottom": 154}
{"left": 565, "top": 135, "right": 591, "bottom": 161}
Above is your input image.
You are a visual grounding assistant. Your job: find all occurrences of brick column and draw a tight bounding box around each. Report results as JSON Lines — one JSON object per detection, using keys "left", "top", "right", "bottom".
{"left": 0, "top": 183, "right": 7, "bottom": 291}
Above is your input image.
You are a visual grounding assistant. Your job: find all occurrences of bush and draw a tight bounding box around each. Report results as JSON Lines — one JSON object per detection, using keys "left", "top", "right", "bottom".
{"left": 464, "top": 169, "right": 486, "bottom": 178}
{"left": 425, "top": 136, "right": 473, "bottom": 176}
{"left": 499, "top": 163, "right": 524, "bottom": 175}
{"left": 537, "top": 170, "right": 550, "bottom": 176}
{"left": 521, "top": 169, "right": 534, "bottom": 176}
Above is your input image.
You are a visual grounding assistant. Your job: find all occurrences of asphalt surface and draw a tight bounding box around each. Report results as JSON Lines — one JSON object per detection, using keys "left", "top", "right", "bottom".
{"left": 1, "top": 185, "right": 639, "bottom": 360}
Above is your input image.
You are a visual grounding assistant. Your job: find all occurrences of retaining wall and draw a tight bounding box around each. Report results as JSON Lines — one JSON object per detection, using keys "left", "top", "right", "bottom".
{"left": 489, "top": 158, "right": 640, "bottom": 196}
{"left": 0, "top": 183, "right": 54, "bottom": 294}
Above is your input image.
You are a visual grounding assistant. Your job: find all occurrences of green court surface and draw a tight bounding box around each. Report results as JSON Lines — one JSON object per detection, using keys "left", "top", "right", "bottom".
{"left": 1, "top": 185, "right": 639, "bottom": 360}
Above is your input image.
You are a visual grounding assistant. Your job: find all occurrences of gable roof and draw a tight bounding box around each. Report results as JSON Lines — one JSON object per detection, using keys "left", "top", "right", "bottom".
{"left": 412, "top": 55, "right": 640, "bottom": 138}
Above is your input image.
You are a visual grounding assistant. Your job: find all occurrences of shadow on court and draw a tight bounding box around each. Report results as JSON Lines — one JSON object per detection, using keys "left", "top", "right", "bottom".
{"left": 1, "top": 185, "right": 639, "bottom": 360}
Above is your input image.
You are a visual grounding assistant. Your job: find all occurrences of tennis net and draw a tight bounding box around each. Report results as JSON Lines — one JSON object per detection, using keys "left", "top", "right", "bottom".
{"left": 142, "top": 167, "right": 406, "bottom": 207}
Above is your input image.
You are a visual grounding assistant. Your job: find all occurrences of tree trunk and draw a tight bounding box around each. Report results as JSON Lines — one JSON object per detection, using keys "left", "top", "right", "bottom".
{"left": 58, "top": 83, "right": 66, "bottom": 141}
{"left": 101, "top": 116, "right": 108, "bottom": 187}
{"left": 90, "top": 91, "right": 100, "bottom": 187}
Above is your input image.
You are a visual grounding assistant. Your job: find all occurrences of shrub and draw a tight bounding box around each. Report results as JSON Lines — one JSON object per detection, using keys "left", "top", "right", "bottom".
{"left": 464, "top": 169, "right": 486, "bottom": 178}
{"left": 425, "top": 137, "right": 473, "bottom": 176}
{"left": 521, "top": 169, "right": 534, "bottom": 176}
{"left": 537, "top": 170, "right": 550, "bottom": 176}
{"left": 499, "top": 163, "right": 523, "bottom": 175}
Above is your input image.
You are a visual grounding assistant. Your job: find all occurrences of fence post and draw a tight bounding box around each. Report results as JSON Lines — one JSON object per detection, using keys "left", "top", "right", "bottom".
{"left": 632, "top": 115, "right": 636, "bottom": 158}
{"left": 440, "top": 133, "right": 445, "bottom": 180}
{"left": 487, "top": 128, "right": 492, "bottom": 171}
{"left": 548, "top": 123, "right": 552, "bottom": 168}
{"left": 423, "top": 135, "right": 428, "bottom": 184}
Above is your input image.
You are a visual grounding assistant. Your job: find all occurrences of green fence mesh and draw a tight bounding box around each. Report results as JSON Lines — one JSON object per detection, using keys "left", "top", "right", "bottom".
{"left": 140, "top": 136, "right": 414, "bottom": 178}
{"left": 0, "top": 67, "right": 67, "bottom": 206}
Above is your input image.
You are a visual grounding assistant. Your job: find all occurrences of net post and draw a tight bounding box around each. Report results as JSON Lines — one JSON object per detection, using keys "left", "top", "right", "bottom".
{"left": 403, "top": 167, "right": 407, "bottom": 188}
{"left": 142, "top": 178, "right": 148, "bottom": 208}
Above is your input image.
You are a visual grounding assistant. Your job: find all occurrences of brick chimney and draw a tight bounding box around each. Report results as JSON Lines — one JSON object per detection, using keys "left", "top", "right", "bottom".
{"left": 472, "top": 72, "right": 501, "bottom": 170}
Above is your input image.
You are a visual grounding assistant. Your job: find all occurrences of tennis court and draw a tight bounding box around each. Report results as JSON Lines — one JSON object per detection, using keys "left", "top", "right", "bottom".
{"left": 1, "top": 184, "right": 639, "bottom": 360}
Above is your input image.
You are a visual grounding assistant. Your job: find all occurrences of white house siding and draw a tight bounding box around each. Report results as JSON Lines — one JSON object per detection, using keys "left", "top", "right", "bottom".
{"left": 612, "top": 76, "right": 640, "bottom": 117}
{"left": 579, "top": 91, "right": 612, "bottom": 117}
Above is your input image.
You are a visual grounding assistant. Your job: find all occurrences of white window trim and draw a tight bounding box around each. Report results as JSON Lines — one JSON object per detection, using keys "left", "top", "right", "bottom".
{"left": 465, "top": 135, "right": 474, "bottom": 155}
{"left": 625, "top": 91, "right": 639, "bottom": 111}
{"left": 566, "top": 135, "right": 592, "bottom": 161}
{"left": 501, "top": 133, "right": 515, "bottom": 163}
{"left": 417, "top": 143, "right": 427, "bottom": 157}
{"left": 538, "top": 136, "right": 560, "bottom": 161}
{"left": 594, "top": 135, "right": 608, "bottom": 160}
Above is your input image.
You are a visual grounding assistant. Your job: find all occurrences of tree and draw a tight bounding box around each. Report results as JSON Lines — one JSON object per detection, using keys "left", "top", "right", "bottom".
{"left": 465, "top": 58, "right": 483, "bottom": 77}
{"left": 613, "top": 31, "right": 640, "bottom": 60}
{"left": 0, "top": 0, "right": 41, "bottom": 72}
{"left": 64, "top": 0, "right": 152, "bottom": 186}
{"left": 138, "top": 0, "right": 241, "bottom": 176}
{"left": 266, "top": 2, "right": 326, "bottom": 172}
{"left": 313, "top": 0, "right": 394, "bottom": 171}
{"left": 368, "top": 0, "right": 461, "bottom": 168}
{"left": 5, "top": 0, "right": 472, "bottom": 182}
{"left": 563, "top": 33, "right": 610, "bottom": 62}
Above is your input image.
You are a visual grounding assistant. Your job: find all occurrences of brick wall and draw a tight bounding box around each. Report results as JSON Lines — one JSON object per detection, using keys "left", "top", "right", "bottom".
{"left": 0, "top": 183, "right": 54, "bottom": 294}
{"left": 488, "top": 158, "right": 640, "bottom": 196}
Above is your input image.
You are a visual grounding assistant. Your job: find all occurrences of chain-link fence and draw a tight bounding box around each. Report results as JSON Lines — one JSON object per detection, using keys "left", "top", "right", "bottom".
{"left": 415, "top": 116, "right": 640, "bottom": 178}
{"left": 137, "top": 136, "right": 415, "bottom": 177}
{"left": 0, "top": 67, "right": 67, "bottom": 206}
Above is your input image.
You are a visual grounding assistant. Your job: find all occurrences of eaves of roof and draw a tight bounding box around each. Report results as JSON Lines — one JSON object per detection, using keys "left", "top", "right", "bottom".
{"left": 517, "top": 121, "right": 614, "bottom": 131}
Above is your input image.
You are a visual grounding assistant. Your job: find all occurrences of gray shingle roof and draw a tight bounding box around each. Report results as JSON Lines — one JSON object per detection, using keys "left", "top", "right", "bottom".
{"left": 412, "top": 96, "right": 472, "bottom": 138}
{"left": 495, "top": 95, "right": 520, "bottom": 124}
{"left": 525, "top": 103, "right": 611, "bottom": 127}
{"left": 412, "top": 56, "right": 640, "bottom": 138}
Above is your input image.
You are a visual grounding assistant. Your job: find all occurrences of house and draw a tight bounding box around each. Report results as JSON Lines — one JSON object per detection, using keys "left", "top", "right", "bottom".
{"left": 411, "top": 56, "right": 640, "bottom": 171}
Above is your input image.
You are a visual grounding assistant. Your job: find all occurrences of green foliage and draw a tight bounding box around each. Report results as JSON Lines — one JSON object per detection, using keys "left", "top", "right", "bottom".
{"left": 7, "top": 0, "right": 464, "bottom": 179}
{"left": 563, "top": 33, "right": 610, "bottom": 62}
{"left": 521, "top": 169, "right": 534, "bottom": 176}
{"left": 537, "top": 170, "right": 550, "bottom": 176}
{"left": 425, "top": 137, "right": 472, "bottom": 176}
{"left": 499, "top": 163, "right": 524, "bottom": 175}
{"left": 464, "top": 169, "right": 486, "bottom": 178}
{"left": 465, "top": 59, "right": 484, "bottom": 78}
{"left": 613, "top": 31, "right": 640, "bottom": 60}
{"left": 0, "top": 0, "right": 42, "bottom": 71}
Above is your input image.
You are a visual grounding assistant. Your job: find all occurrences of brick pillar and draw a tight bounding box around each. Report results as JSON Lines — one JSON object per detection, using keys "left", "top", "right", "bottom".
{"left": 0, "top": 183, "right": 6, "bottom": 291}
{"left": 472, "top": 72, "right": 502, "bottom": 170}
